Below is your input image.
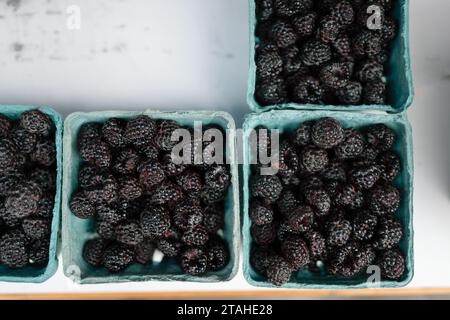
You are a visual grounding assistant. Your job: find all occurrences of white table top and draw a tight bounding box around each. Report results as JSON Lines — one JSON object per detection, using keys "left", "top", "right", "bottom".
{"left": 0, "top": 0, "right": 446, "bottom": 295}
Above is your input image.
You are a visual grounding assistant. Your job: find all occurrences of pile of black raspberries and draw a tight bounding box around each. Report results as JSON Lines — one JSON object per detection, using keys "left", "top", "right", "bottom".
{"left": 0, "top": 110, "right": 57, "bottom": 269}
{"left": 70, "top": 115, "right": 231, "bottom": 275}
{"left": 249, "top": 117, "right": 406, "bottom": 286}
{"left": 254, "top": 0, "right": 397, "bottom": 106}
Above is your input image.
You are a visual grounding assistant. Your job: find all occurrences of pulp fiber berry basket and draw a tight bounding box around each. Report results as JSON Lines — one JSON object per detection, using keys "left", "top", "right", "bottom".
{"left": 242, "top": 110, "right": 414, "bottom": 289}
{"left": 247, "top": 0, "right": 413, "bottom": 113}
{"left": 0, "top": 105, "right": 62, "bottom": 283}
{"left": 62, "top": 110, "right": 240, "bottom": 284}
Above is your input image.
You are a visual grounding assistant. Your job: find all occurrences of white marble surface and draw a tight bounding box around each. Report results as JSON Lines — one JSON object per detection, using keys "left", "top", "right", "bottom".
{"left": 0, "top": 0, "right": 447, "bottom": 294}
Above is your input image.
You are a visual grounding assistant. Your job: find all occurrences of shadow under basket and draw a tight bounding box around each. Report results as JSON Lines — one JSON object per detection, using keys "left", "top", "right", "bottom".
{"left": 242, "top": 110, "right": 414, "bottom": 289}
{"left": 62, "top": 110, "right": 240, "bottom": 284}
{"left": 247, "top": 0, "right": 414, "bottom": 113}
{"left": 0, "top": 105, "right": 62, "bottom": 283}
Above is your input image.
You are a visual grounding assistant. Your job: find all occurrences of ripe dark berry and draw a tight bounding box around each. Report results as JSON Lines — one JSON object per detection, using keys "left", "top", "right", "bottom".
{"left": 177, "top": 170, "right": 203, "bottom": 195}
{"left": 181, "top": 247, "right": 208, "bottom": 276}
{"left": 206, "top": 237, "right": 230, "bottom": 271}
{"left": 182, "top": 225, "right": 209, "bottom": 246}
{"left": 138, "top": 162, "right": 165, "bottom": 190}
{"left": 251, "top": 223, "right": 277, "bottom": 246}
{"left": 113, "top": 148, "right": 142, "bottom": 175}
{"left": 305, "top": 230, "right": 327, "bottom": 260}
{"left": 353, "top": 31, "right": 383, "bottom": 58}
{"left": 250, "top": 246, "right": 274, "bottom": 276}
{"left": 115, "top": 220, "right": 144, "bottom": 246}
{"left": 305, "top": 189, "right": 331, "bottom": 216}
{"left": 285, "top": 205, "right": 314, "bottom": 232}
{"left": 250, "top": 201, "right": 274, "bottom": 226}
{"left": 83, "top": 238, "right": 109, "bottom": 267}
{"left": 134, "top": 239, "right": 155, "bottom": 264}
{"left": 317, "top": 15, "right": 341, "bottom": 43}
{"left": 269, "top": 20, "right": 297, "bottom": 48}
{"left": 356, "top": 60, "right": 383, "bottom": 83}
{"left": 332, "top": 34, "right": 352, "bottom": 57}
{"left": 102, "top": 118, "right": 126, "bottom": 149}
{"left": 292, "top": 13, "right": 317, "bottom": 38}
{"left": 301, "top": 40, "right": 332, "bottom": 67}
{"left": 155, "top": 120, "right": 181, "bottom": 152}
{"left": 293, "top": 121, "right": 313, "bottom": 147}
{"left": 0, "top": 230, "right": 29, "bottom": 268}
{"left": 368, "top": 184, "right": 400, "bottom": 215}
{"left": 256, "top": 0, "right": 274, "bottom": 22}
{"left": 332, "top": 1, "right": 354, "bottom": 26}
{"left": 256, "top": 45, "right": 283, "bottom": 81}
{"left": 141, "top": 206, "right": 171, "bottom": 239}
{"left": 22, "top": 217, "right": 51, "bottom": 240}
{"left": 334, "top": 129, "right": 365, "bottom": 160}
{"left": 157, "top": 228, "right": 182, "bottom": 257}
{"left": 274, "top": 0, "right": 313, "bottom": 18}
{"left": 327, "top": 217, "right": 352, "bottom": 246}
{"left": 377, "top": 151, "right": 401, "bottom": 182}
{"left": 379, "top": 249, "right": 405, "bottom": 280}
{"left": 251, "top": 175, "right": 283, "bottom": 204}
{"left": 124, "top": 115, "right": 156, "bottom": 147}
{"left": 266, "top": 255, "right": 293, "bottom": 286}
{"left": 366, "top": 124, "right": 395, "bottom": 151}
{"left": 337, "top": 81, "right": 363, "bottom": 104}
{"left": 352, "top": 210, "right": 378, "bottom": 241}
{"left": 0, "top": 115, "right": 12, "bottom": 137}
{"left": 281, "top": 235, "right": 310, "bottom": 270}
{"left": 311, "top": 118, "right": 344, "bottom": 149}
{"left": 29, "top": 238, "right": 50, "bottom": 266}
{"left": 374, "top": 218, "right": 402, "bottom": 250}
{"left": 150, "top": 181, "right": 183, "bottom": 205}
{"left": 319, "top": 62, "right": 352, "bottom": 89}
{"left": 349, "top": 164, "right": 381, "bottom": 189}
{"left": 276, "top": 189, "right": 301, "bottom": 216}
{"left": 301, "top": 147, "right": 329, "bottom": 173}
{"left": 255, "top": 78, "right": 288, "bottom": 106}
{"left": 20, "top": 110, "right": 53, "bottom": 137}
{"left": 103, "top": 243, "right": 134, "bottom": 273}
{"left": 11, "top": 127, "right": 37, "bottom": 154}
{"left": 363, "top": 81, "right": 387, "bottom": 104}
{"left": 289, "top": 76, "right": 324, "bottom": 104}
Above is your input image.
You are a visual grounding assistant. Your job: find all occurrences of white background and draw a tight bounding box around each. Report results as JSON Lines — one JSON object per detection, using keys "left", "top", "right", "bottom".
{"left": 0, "top": 0, "right": 447, "bottom": 294}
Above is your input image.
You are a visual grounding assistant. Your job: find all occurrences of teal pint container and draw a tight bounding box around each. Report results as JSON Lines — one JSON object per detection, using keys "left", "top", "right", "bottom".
{"left": 62, "top": 110, "right": 240, "bottom": 284}
{"left": 0, "top": 105, "right": 62, "bottom": 283}
{"left": 247, "top": 0, "right": 413, "bottom": 113}
{"left": 242, "top": 110, "right": 414, "bottom": 289}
